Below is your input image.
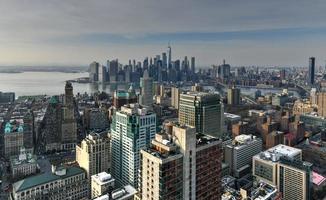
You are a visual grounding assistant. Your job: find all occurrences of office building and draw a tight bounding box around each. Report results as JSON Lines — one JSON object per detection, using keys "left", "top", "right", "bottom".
{"left": 11, "top": 166, "right": 89, "bottom": 200}
{"left": 84, "top": 108, "right": 109, "bottom": 131}
{"left": 317, "top": 90, "right": 326, "bottom": 117}
{"left": 61, "top": 81, "right": 77, "bottom": 150}
{"left": 0, "top": 91, "right": 15, "bottom": 103}
{"left": 76, "top": 133, "right": 110, "bottom": 179}
{"left": 110, "top": 104, "right": 156, "bottom": 187}
{"left": 179, "top": 92, "right": 224, "bottom": 137}
{"left": 139, "top": 70, "right": 153, "bottom": 107}
{"left": 308, "top": 57, "right": 315, "bottom": 86}
{"left": 191, "top": 57, "right": 195, "bottom": 74}
{"left": 224, "top": 134, "right": 262, "bottom": 178}
{"left": 227, "top": 86, "right": 241, "bottom": 105}
{"left": 253, "top": 144, "right": 312, "bottom": 200}
{"left": 109, "top": 59, "right": 119, "bottom": 83}
{"left": 89, "top": 62, "right": 100, "bottom": 82}
{"left": 91, "top": 172, "right": 115, "bottom": 199}
{"left": 140, "top": 132, "right": 183, "bottom": 200}
{"left": 171, "top": 86, "right": 180, "bottom": 109}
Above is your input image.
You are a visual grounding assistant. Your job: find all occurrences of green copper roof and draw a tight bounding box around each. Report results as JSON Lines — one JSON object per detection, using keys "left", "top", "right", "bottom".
{"left": 13, "top": 167, "right": 84, "bottom": 192}
{"left": 49, "top": 96, "right": 58, "bottom": 104}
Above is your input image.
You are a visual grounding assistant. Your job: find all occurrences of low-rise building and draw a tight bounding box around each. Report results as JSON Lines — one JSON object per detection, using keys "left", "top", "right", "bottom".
{"left": 11, "top": 166, "right": 89, "bottom": 200}
{"left": 91, "top": 172, "right": 115, "bottom": 199}
{"left": 10, "top": 148, "right": 37, "bottom": 179}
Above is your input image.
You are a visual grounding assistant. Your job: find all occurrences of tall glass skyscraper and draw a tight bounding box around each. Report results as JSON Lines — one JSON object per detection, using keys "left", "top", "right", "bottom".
{"left": 110, "top": 104, "right": 156, "bottom": 187}
{"left": 308, "top": 57, "right": 315, "bottom": 86}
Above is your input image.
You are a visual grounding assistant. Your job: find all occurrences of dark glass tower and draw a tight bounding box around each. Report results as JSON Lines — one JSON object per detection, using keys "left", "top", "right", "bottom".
{"left": 308, "top": 57, "right": 315, "bottom": 85}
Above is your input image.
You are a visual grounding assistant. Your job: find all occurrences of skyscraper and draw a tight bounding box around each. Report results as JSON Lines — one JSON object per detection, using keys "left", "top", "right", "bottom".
{"left": 253, "top": 144, "right": 312, "bottom": 200}
{"left": 89, "top": 62, "right": 100, "bottom": 82}
{"left": 191, "top": 57, "right": 195, "bottom": 74}
{"left": 110, "top": 104, "right": 156, "bottom": 187}
{"left": 139, "top": 70, "right": 153, "bottom": 107}
{"left": 61, "top": 81, "right": 77, "bottom": 150}
{"left": 308, "top": 57, "right": 315, "bottom": 86}
{"left": 139, "top": 124, "right": 222, "bottom": 200}
{"left": 227, "top": 85, "right": 241, "bottom": 105}
{"left": 179, "top": 92, "right": 224, "bottom": 138}
{"left": 109, "top": 59, "right": 119, "bottom": 83}
{"left": 168, "top": 45, "right": 172, "bottom": 68}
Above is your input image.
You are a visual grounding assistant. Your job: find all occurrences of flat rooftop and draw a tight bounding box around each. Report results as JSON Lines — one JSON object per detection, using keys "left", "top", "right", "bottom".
{"left": 268, "top": 144, "right": 301, "bottom": 158}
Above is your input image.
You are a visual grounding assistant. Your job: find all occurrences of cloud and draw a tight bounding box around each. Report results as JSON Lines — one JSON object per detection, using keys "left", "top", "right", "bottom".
{"left": 0, "top": 0, "right": 326, "bottom": 65}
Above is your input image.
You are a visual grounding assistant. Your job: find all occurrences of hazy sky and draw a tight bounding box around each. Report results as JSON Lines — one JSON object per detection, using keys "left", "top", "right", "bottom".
{"left": 1, "top": 0, "right": 326, "bottom": 67}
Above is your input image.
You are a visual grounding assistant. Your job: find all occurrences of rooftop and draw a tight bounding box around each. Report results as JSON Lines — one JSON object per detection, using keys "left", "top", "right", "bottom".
{"left": 255, "top": 144, "right": 302, "bottom": 163}
{"left": 92, "top": 172, "right": 115, "bottom": 185}
{"left": 13, "top": 166, "right": 84, "bottom": 192}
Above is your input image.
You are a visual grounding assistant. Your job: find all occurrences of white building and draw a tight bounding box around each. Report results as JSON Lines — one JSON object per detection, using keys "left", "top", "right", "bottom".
{"left": 224, "top": 134, "right": 263, "bottom": 177}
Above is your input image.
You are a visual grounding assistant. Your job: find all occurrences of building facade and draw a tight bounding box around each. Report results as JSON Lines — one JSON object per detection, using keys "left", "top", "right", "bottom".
{"left": 110, "top": 104, "right": 156, "bottom": 187}
{"left": 76, "top": 133, "right": 110, "bottom": 179}
{"left": 179, "top": 92, "right": 224, "bottom": 138}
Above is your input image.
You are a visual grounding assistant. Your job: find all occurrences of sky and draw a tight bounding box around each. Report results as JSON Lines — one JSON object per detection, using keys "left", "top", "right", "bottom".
{"left": 0, "top": 0, "right": 326, "bottom": 67}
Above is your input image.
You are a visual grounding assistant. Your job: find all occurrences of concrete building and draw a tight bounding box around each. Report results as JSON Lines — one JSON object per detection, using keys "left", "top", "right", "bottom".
{"left": 94, "top": 185, "right": 137, "bottom": 200}
{"left": 266, "top": 131, "right": 284, "bottom": 149}
{"left": 91, "top": 172, "right": 115, "bottom": 199}
{"left": 139, "top": 70, "right": 153, "bottom": 107}
{"left": 76, "top": 133, "right": 110, "bottom": 179}
{"left": 4, "top": 121, "right": 24, "bottom": 158}
{"left": 11, "top": 166, "right": 89, "bottom": 200}
{"left": 317, "top": 91, "right": 326, "bottom": 117}
{"left": 253, "top": 144, "right": 312, "bottom": 200}
{"left": 110, "top": 104, "right": 156, "bottom": 187}
{"left": 227, "top": 86, "right": 241, "bottom": 105}
{"left": 171, "top": 86, "right": 180, "bottom": 109}
{"left": 140, "top": 132, "right": 183, "bottom": 200}
{"left": 140, "top": 124, "right": 222, "bottom": 200}
{"left": 84, "top": 108, "right": 109, "bottom": 131}
{"left": 10, "top": 148, "right": 37, "bottom": 179}
{"left": 224, "top": 134, "right": 262, "bottom": 178}
{"left": 61, "top": 81, "right": 77, "bottom": 150}
{"left": 179, "top": 92, "right": 224, "bottom": 138}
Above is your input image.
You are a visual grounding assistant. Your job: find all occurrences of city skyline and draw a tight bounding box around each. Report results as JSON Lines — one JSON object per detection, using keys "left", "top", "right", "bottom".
{"left": 0, "top": 0, "right": 326, "bottom": 66}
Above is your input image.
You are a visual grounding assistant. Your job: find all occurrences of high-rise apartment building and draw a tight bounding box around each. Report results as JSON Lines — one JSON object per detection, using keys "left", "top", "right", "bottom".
{"left": 140, "top": 133, "right": 184, "bottom": 200}
{"left": 171, "top": 86, "right": 180, "bottom": 109}
{"left": 139, "top": 70, "right": 153, "bottom": 107}
{"left": 76, "top": 133, "right": 110, "bottom": 179}
{"left": 179, "top": 92, "right": 224, "bottom": 138}
{"left": 139, "top": 124, "right": 222, "bottom": 200}
{"left": 308, "top": 57, "right": 315, "bottom": 86}
{"left": 227, "top": 86, "right": 241, "bottom": 105}
{"left": 253, "top": 144, "right": 312, "bottom": 200}
{"left": 224, "top": 134, "right": 262, "bottom": 178}
{"left": 110, "top": 104, "right": 156, "bottom": 187}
